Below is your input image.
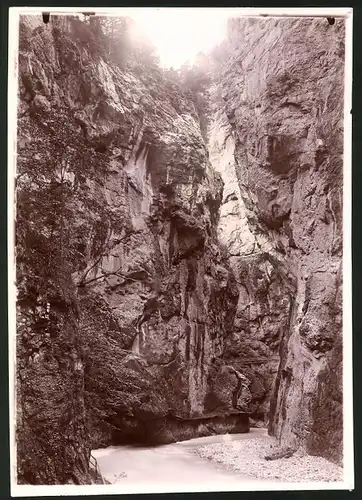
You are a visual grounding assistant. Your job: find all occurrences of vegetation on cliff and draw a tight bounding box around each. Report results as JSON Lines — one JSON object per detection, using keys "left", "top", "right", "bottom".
{"left": 14, "top": 13, "right": 345, "bottom": 485}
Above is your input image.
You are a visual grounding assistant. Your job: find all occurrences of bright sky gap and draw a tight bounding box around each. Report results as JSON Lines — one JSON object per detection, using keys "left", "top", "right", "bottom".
{"left": 128, "top": 9, "right": 229, "bottom": 68}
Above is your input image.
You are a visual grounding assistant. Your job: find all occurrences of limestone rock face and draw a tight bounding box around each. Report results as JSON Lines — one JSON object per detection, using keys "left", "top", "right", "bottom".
{"left": 16, "top": 15, "right": 249, "bottom": 484}
{"left": 15, "top": 13, "right": 345, "bottom": 485}
{"left": 206, "top": 88, "right": 294, "bottom": 423}
{"left": 208, "top": 17, "right": 344, "bottom": 463}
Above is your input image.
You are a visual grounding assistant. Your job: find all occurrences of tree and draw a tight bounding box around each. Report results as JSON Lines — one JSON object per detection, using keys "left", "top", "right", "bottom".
{"left": 88, "top": 16, "right": 160, "bottom": 69}
{"left": 98, "top": 16, "right": 132, "bottom": 66}
{"left": 179, "top": 63, "right": 211, "bottom": 95}
{"left": 16, "top": 104, "right": 114, "bottom": 306}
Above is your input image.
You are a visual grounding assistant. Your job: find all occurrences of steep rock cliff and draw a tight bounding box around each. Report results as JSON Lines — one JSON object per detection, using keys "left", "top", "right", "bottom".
{"left": 15, "top": 13, "right": 345, "bottom": 485}
{"left": 16, "top": 14, "right": 249, "bottom": 484}
{"left": 207, "top": 17, "right": 344, "bottom": 463}
{"left": 206, "top": 84, "right": 293, "bottom": 425}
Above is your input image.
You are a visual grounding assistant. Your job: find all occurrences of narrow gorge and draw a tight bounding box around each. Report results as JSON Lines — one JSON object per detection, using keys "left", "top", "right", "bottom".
{"left": 14, "top": 13, "right": 345, "bottom": 485}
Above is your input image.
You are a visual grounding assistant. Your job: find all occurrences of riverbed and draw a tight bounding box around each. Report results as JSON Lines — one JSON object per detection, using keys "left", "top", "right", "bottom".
{"left": 92, "top": 429, "right": 280, "bottom": 488}
{"left": 92, "top": 427, "right": 343, "bottom": 491}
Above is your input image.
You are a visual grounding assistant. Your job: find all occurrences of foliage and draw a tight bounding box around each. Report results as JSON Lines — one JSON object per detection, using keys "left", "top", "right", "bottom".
{"left": 16, "top": 16, "right": 161, "bottom": 309}
{"left": 50, "top": 15, "right": 159, "bottom": 71}
{"left": 178, "top": 60, "right": 211, "bottom": 95}
{"left": 84, "top": 16, "right": 160, "bottom": 69}
{"left": 177, "top": 60, "right": 212, "bottom": 138}
{"left": 79, "top": 293, "right": 168, "bottom": 426}
{"left": 16, "top": 104, "right": 113, "bottom": 305}
{"left": 92, "top": 16, "right": 132, "bottom": 66}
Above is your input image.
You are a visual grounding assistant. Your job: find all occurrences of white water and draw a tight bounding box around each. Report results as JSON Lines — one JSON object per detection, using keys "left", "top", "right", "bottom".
{"left": 92, "top": 429, "right": 273, "bottom": 490}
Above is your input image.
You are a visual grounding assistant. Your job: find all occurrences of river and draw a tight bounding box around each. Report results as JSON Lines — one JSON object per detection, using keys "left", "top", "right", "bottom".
{"left": 92, "top": 428, "right": 276, "bottom": 492}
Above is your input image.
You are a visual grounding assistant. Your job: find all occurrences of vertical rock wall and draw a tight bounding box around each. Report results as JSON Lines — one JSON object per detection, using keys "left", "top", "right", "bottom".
{"left": 206, "top": 84, "right": 294, "bottom": 424}
{"left": 14, "top": 13, "right": 345, "bottom": 485}
{"left": 209, "top": 17, "right": 344, "bottom": 463}
{"left": 15, "top": 14, "right": 248, "bottom": 484}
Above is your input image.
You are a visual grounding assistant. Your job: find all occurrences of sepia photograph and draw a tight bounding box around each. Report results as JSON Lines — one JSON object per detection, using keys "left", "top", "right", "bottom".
{"left": 8, "top": 6, "right": 353, "bottom": 495}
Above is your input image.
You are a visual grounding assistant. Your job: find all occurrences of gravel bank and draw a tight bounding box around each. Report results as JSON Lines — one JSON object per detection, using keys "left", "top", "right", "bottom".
{"left": 192, "top": 431, "right": 343, "bottom": 483}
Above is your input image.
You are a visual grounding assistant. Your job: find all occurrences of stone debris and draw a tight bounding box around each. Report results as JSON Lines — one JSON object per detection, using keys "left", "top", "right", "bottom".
{"left": 192, "top": 435, "right": 343, "bottom": 483}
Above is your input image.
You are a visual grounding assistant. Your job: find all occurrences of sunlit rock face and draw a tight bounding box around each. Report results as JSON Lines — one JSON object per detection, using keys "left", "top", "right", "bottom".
{"left": 206, "top": 85, "right": 293, "bottom": 425}
{"left": 208, "top": 17, "right": 344, "bottom": 463}
{"left": 16, "top": 15, "right": 250, "bottom": 484}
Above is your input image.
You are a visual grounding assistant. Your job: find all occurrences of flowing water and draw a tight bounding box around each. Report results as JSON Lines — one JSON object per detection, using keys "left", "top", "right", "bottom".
{"left": 92, "top": 428, "right": 275, "bottom": 491}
